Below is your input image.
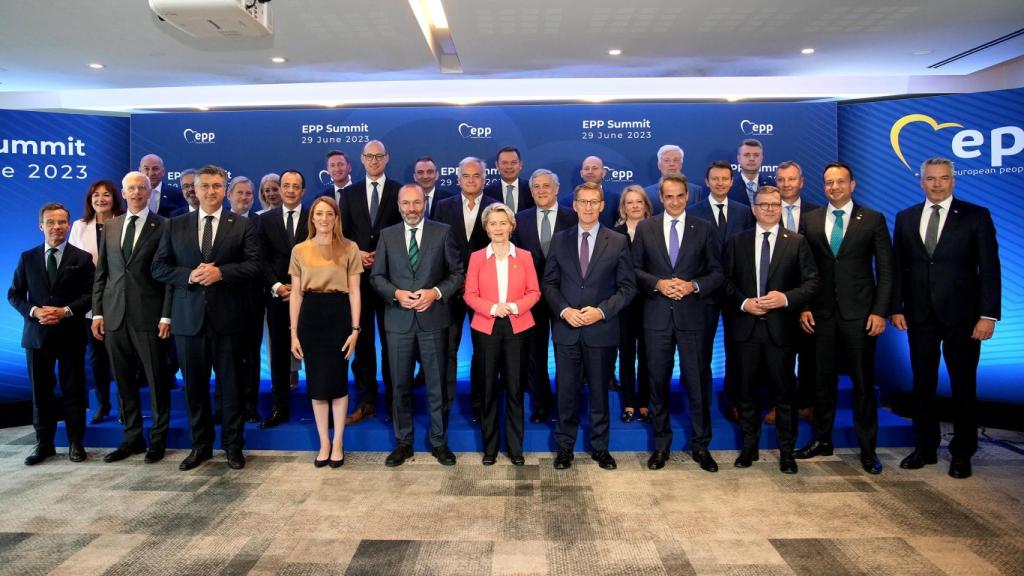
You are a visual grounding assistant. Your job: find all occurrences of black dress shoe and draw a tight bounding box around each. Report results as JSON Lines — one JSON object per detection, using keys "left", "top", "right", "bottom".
{"left": 226, "top": 450, "right": 246, "bottom": 470}
{"left": 620, "top": 409, "right": 635, "bottom": 423}
{"left": 179, "top": 449, "right": 213, "bottom": 471}
{"left": 509, "top": 454, "right": 525, "bottom": 466}
{"left": 24, "top": 445, "right": 56, "bottom": 466}
{"left": 949, "top": 458, "right": 972, "bottom": 479}
{"left": 637, "top": 410, "right": 652, "bottom": 424}
{"left": 259, "top": 410, "right": 289, "bottom": 429}
{"left": 591, "top": 450, "right": 617, "bottom": 470}
{"left": 779, "top": 453, "right": 799, "bottom": 474}
{"left": 329, "top": 452, "right": 345, "bottom": 468}
{"left": 734, "top": 448, "right": 760, "bottom": 468}
{"left": 900, "top": 450, "right": 938, "bottom": 469}
{"left": 245, "top": 411, "right": 261, "bottom": 424}
{"left": 793, "top": 440, "right": 834, "bottom": 459}
{"left": 431, "top": 445, "right": 457, "bottom": 466}
{"left": 692, "top": 449, "right": 719, "bottom": 473}
{"left": 861, "top": 454, "right": 883, "bottom": 475}
{"left": 103, "top": 442, "right": 146, "bottom": 463}
{"left": 471, "top": 407, "right": 482, "bottom": 423}
{"left": 69, "top": 442, "right": 87, "bottom": 463}
{"left": 529, "top": 410, "right": 548, "bottom": 424}
{"left": 90, "top": 408, "right": 110, "bottom": 425}
{"left": 482, "top": 454, "right": 497, "bottom": 466}
{"left": 648, "top": 450, "right": 669, "bottom": 470}
{"left": 314, "top": 454, "right": 330, "bottom": 468}
{"left": 385, "top": 445, "right": 413, "bottom": 467}
{"left": 144, "top": 445, "right": 165, "bottom": 464}
{"left": 553, "top": 448, "right": 574, "bottom": 469}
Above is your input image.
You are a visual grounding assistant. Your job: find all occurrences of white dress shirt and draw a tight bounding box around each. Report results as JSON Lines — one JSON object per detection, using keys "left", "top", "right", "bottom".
{"left": 663, "top": 211, "right": 686, "bottom": 256}
{"left": 148, "top": 182, "right": 164, "bottom": 214}
{"left": 197, "top": 206, "right": 223, "bottom": 247}
{"left": 365, "top": 176, "right": 386, "bottom": 214}
{"left": 708, "top": 194, "right": 732, "bottom": 225}
{"left": 485, "top": 243, "right": 520, "bottom": 316}
{"left": 781, "top": 198, "right": 804, "bottom": 231}
{"left": 824, "top": 201, "right": 853, "bottom": 242}
{"left": 462, "top": 194, "right": 482, "bottom": 241}
{"left": 740, "top": 223, "right": 787, "bottom": 311}
{"left": 918, "top": 194, "right": 953, "bottom": 244}
{"left": 119, "top": 207, "right": 150, "bottom": 250}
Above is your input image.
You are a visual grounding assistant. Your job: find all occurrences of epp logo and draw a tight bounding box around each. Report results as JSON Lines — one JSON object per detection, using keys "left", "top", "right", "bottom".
{"left": 605, "top": 165, "right": 634, "bottom": 182}
{"left": 890, "top": 113, "right": 1024, "bottom": 170}
{"left": 183, "top": 128, "right": 216, "bottom": 144}
{"left": 740, "top": 120, "right": 774, "bottom": 136}
{"left": 318, "top": 170, "right": 332, "bottom": 187}
{"left": 458, "top": 122, "right": 492, "bottom": 139}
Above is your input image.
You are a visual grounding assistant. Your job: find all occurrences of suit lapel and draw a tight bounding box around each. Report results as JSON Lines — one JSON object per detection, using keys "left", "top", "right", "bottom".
{"left": 211, "top": 214, "right": 235, "bottom": 261}
{"left": 768, "top": 230, "right": 793, "bottom": 279}
{"left": 109, "top": 216, "right": 127, "bottom": 266}
{"left": 932, "top": 198, "right": 960, "bottom": 255}
{"left": 837, "top": 204, "right": 863, "bottom": 256}
{"left": 652, "top": 215, "right": 673, "bottom": 270}
{"left": 188, "top": 211, "right": 202, "bottom": 258}
{"left": 588, "top": 228, "right": 610, "bottom": 277}
{"left": 129, "top": 216, "right": 160, "bottom": 264}
{"left": 32, "top": 246, "right": 52, "bottom": 297}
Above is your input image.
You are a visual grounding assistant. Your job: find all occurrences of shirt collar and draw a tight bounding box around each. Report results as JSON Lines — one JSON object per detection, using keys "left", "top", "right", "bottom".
{"left": 782, "top": 198, "right": 801, "bottom": 209}
{"left": 366, "top": 175, "right": 385, "bottom": 187}
{"left": 708, "top": 194, "right": 729, "bottom": 206}
{"left": 486, "top": 242, "right": 517, "bottom": 259}
{"left": 578, "top": 223, "right": 600, "bottom": 237}
{"left": 931, "top": 195, "right": 954, "bottom": 211}
{"left": 827, "top": 201, "right": 853, "bottom": 215}
{"left": 46, "top": 241, "right": 68, "bottom": 253}
{"left": 756, "top": 223, "right": 781, "bottom": 236}
{"left": 404, "top": 219, "right": 424, "bottom": 232}
{"left": 282, "top": 203, "right": 302, "bottom": 215}
{"left": 127, "top": 206, "right": 150, "bottom": 219}
{"left": 199, "top": 206, "right": 223, "bottom": 220}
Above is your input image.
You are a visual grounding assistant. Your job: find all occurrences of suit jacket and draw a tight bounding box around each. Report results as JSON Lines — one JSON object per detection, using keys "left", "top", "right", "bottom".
{"left": 433, "top": 193, "right": 498, "bottom": 267}
{"left": 68, "top": 219, "right": 101, "bottom": 264}
{"left": 631, "top": 213, "right": 724, "bottom": 332}
{"left": 514, "top": 205, "right": 577, "bottom": 284}
{"left": 155, "top": 184, "right": 186, "bottom": 218}
{"left": 541, "top": 226, "right": 636, "bottom": 346}
{"left": 644, "top": 181, "right": 702, "bottom": 211}
{"left": 92, "top": 213, "right": 172, "bottom": 332}
{"left": 369, "top": 220, "right": 465, "bottom": 333}
{"left": 800, "top": 203, "right": 894, "bottom": 321}
{"left": 259, "top": 206, "right": 310, "bottom": 291}
{"left": 339, "top": 177, "right": 403, "bottom": 253}
{"left": 892, "top": 197, "right": 1000, "bottom": 326}
{"left": 689, "top": 198, "right": 756, "bottom": 248}
{"left": 426, "top": 188, "right": 454, "bottom": 220}
{"left": 319, "top": 182, "right": 351, "bottom": 206}
{"left": 729, "top": 173, "right": 775, "bottom": 206}
{"left": 484, "top": 177, "right": 535, "bottom": 213}
{"left": 151, "top": 210, "right": 262, "bottom": 336}
{"left": 464, "top": 246, "right": 541, "bottom": 335}
{"left": 8, "top": 243, "right": 95, "bottom": 349}
{"left": 724, "top": 228, "right": 819, "bottom": 346}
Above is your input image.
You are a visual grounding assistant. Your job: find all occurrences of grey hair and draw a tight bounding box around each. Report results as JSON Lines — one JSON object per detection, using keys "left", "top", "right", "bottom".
{"left": 529, "top": 168, "right": 560, "bottom": 187}
{"left": 227, "top": 175, "right": 253, "bottom": 195}
{"left": 458, "top": 156, "right": 486, "bottom": 175}
{"left": 657, "top": 144, "right": 684, "bottom": 163}
{"left": 481, "top": 203, "right": 517, "bottom": 229}
{"left": 920, "top": 157, "right": 955, "bottom": 175}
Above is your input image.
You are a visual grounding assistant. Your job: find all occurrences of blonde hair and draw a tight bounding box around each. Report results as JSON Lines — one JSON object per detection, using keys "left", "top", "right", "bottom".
{"left": 306, "top": 196, "right": 352, "bottom": 263}
{"left": 616, "top": 185, "right": 652, "bottom": 226}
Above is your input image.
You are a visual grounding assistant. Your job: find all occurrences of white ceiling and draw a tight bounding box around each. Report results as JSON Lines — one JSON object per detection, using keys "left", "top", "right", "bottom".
{"left": 1, "top": 0, "right": 1022, "bottom": 110}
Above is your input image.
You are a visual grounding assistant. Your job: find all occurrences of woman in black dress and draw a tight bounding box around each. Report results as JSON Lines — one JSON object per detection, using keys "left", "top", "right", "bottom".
{"left": 613, "top": 185, "right": 653, "bottom": 423}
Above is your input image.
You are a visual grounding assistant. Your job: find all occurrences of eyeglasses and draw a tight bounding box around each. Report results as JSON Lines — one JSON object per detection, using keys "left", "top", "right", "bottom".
{"left": 574, "top": 199, "right": 602, "bottom": 208}
{"left": 754, "top": 202, "right": 782, "bottom": 210}
{"left": 362, "top": 153, "right": 388, "bottom": 161}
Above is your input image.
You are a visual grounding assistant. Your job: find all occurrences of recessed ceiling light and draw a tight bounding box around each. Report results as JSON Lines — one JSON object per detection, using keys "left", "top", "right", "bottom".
{"left": 88, "top": 63, "right": 105, "bottom": 69}
{"left": 197, "top": 106, "right": 210, "bottom": 111}
{"left": 271, "top": 56, "right": 287, "bottom": 64}
{"left": 608, "top": 49, "right": 622, "bottom": 56}
{"left": 800, "top": 48, "right": 815, "bottom": 55}
{"left": 726, "top": 96, "right": 742, "bottom": 102}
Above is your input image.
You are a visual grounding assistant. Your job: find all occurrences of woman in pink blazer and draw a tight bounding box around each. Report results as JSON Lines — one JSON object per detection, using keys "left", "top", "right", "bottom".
{"left": 464, "top": 203, "right": 541, "bottom": 466}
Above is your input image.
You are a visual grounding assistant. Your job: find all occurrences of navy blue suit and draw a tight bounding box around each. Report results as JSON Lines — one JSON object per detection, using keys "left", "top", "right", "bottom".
{"left": 729, "top": 173, "right": 775, "bottom": 206}
{"left": 484, "top": 178, "right": 535, "bottom": 214}
{"left": 155, "top": 184, "right": 187, "bottom": 219}
{"left": 542, "top": 225, "right": 635, "bottom": 451}
{"left": 425, "top": 187, "right": 454, "bottom": 220}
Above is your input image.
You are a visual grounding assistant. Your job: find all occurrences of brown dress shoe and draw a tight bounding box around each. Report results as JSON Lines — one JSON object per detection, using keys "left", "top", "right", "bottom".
{"left": 763, "top": 408, "right": 777, "bottom": 425}
{"left": 345, "top": 404, "right": 375, "bottom": 425}
{"left": 798, "top": 407, "right": 814, "bottom": 421}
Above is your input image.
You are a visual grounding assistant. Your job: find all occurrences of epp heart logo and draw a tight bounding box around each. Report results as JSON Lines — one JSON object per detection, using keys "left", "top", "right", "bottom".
{"left": 889, "top": 114, "right": 963, "bottom": 171}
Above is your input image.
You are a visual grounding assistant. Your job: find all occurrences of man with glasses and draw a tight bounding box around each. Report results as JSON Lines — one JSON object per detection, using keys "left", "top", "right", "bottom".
{"left": 339, "top": 140, "right": 403, "bottom": 424}
{"left": 796, "top": 163, "right": 893, "bottom": 475}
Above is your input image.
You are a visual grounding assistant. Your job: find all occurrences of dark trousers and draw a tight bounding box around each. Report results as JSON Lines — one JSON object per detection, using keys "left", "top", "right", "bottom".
{"left": 473, "top": 319, "right": 525, "bottom": 457}
{"left": 447, "top": 300, "right": 483, "bottom": 412}
{"left": 736, "top": 322, "right": 797, "bottom": 453}
{"left": 27, "top": 340, "right": 86, "bottom": 446}
{"left": 646, "top": 326, "right": 710, "bottom": 452}
{"left": 554, "top": 342, "right": 615, "bottom": 451}
{"left": 523, "top": 304, "right": 554, "bottom": 415}
{"left": 908, "top": 314, "right": 980, "bottom": 459}
{"left": 387, "top": 327, "right": 448, "bottom": 448}
{"left": 812, "top": 314, "right": 878, "bottom": 454}
{"left": 87, "top": 327, "right": 114, "bottom": 412}
{"left": 618, "top": 297, "right": 649, "bottom": 411}
{"left": 352, "top": 276, "right": 390, "bottom": 409}
{"left": 176, "top": 324, "right": 244, "bottom": 452}
{"left": 107, "top": 326, "right": 171, "bottom": 447}
{"left": 240, "top": 299, "right": 265, "bottom": 417}
{"left": 265, "top": 297, "right": 293, "bottom": 415}
{"left": 796, "top": 329, "right": 817, "bottom": 409}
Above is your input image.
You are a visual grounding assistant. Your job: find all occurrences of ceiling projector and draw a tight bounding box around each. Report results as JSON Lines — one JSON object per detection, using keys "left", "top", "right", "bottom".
{"left": 149, "top": 0, "right": 273, "bottom": 38}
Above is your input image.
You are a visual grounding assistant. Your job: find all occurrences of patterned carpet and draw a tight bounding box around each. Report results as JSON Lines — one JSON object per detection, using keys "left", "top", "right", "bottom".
{"left": 0, "top": 424, "right": 1022, "bottom": 575}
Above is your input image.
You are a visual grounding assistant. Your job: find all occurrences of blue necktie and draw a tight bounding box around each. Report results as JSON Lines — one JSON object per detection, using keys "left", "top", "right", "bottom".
{"left": 759, "top": 231, "right": 771, "bottom": 297}
{"left": 746, "top": 181, "right": 756, "bottom": 204}
{"left": 830, "top": 210, "right": 844, "bottom": 256}
{"left": 669, "top": 219, "right": 680, "bottom": 267}
{"left": 370, "top": 181, "right": 380, "bottom": 222}
{"left": 785, "top": 205, "right": 796, "bottom": 232}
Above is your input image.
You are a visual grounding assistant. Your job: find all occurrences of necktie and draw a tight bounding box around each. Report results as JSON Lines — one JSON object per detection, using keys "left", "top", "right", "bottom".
{"left": 201, "top": 215, "right": 214, "bottom": 262}
{"left": 579, "top": 231, "right": 591, "bottom": 277}
{"left": 668, "top": 219, "right": 680, "bottom": 267}
{"left": 286, "top": 210, "right": 295, "bottom": 241}
{"left": 408, "top": 227, "right": 420, "bottom": 272}
{"left": 122, "top": 215, "right": 138, "bottom": 261}
{"left": 830, "top": 210, "right": 844, "bottom": 256}
{"left": 370, "top": 181, "right": 380, "bottom": 223}
{"left": 924, "top": 204, "right": 941, "bottom": 256}
{"left": 46, "top": 247, "right": 58, "bottom": 286}
{"left": 426, "top": 194, "right": 432, "bottom": 217}
{"left": 785, "top": 205, "right": 796, "bottom": 232}
{"left": 715, "top": 203, "right": 727, "bottom": 244}
{"left": 505, "top": 184, "right": 516, "bottom": 212}
{"left": 746, "top": 181, "right": 756, "bottom": 204}
{"left": 540, "top": 209, "right": 552, "bottom": 256}
{"left": 759, "top": 231, "right": 771, "bottom": 296}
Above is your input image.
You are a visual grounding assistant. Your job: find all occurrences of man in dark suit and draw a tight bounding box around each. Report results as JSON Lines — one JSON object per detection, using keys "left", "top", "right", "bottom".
{"left": 413, "top": 156, "right": 453, "bottom": 220}
{"left": 483, "top": 146, "right": 535, "bottom": 214}
{"left": 139, "top": 154, "right": 186, "bottom": 218}
{"left": 9, "top": 202, "right": 95, "bottom": 465}
{"left": 891, "top": 157, "right": 1000, "bottom": 479}
{"left": 152, "top": 164, "right": 262, "bottom": 471}
{"left": 433, "top": 157, "right": 497, "bottom": 419}
{"left": 175, "top": 168, "right": 199, "bottom": 216}
{"left": 725, "top": 186, "right": 819, "bottom": 474}
{"left": 642, "top": 144, "right": 702, "bottom": 211}
{"left": 796, "top": 163, "right": 893, "bottom": 475}
{"left": 689, "top": 161, "right": 756, "bottom": 422}
{"left": 729, "top": 139, "right": 775, "bottom": 206}
{"left": 226, "top": 176, "right": 265, "bottom": 423}
{"left": 92, "top": 171, "right": 172, "bottom": 464}
{"left": 542, "top": 182, "right": 636, "bottom": 471}
{"left": 259, "top": 169, "right": 309, "bottom": 429}
{"left": 514, "top": 168, "right": 577, "bottom": 423}
{"left": 319, "top": 150, "right": 353, "bottom": 205}
{"left": 340, "top": 140, "right": 403, "bottom": 425}
{"left": 370, "top": 184, "right": 465, "bottom": 467}
{"left": 633, "top": 173, "right": 723, "bottom": 472}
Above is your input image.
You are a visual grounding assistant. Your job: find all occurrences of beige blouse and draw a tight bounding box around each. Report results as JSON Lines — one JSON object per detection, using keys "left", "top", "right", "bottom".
{"left": 288, "top": 239, "right": 362, "bottom": 293}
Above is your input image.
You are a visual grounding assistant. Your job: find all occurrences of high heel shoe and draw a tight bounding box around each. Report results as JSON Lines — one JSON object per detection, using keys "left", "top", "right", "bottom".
{"left": 314, "top": 449, "right": 330, "bottom": 468}
{"left": 329, "top": 450, "right": 345, "bottom": 468}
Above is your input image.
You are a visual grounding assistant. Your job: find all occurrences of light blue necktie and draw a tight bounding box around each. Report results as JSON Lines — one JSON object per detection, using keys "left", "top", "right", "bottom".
{"left": 746, "top": 181, "right": 756, "bottom": 204}
{"left": 668, "top": 219, "right": 680, "bottom": 267}
{"left": 830, "top": 210, "right": 844, "bottom": 256}
{"left": 785, "top": 205, "right": 796, "bottom": 232}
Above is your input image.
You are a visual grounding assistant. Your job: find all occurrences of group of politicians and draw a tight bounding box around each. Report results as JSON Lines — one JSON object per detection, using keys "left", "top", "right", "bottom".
{"left": 9, "top": 137, "right": 1000, "bottom": 479}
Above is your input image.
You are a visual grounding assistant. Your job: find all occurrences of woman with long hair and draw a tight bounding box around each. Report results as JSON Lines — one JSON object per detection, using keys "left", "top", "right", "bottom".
{"left": 613, "top": 185, "right": 653, "bottom": 423}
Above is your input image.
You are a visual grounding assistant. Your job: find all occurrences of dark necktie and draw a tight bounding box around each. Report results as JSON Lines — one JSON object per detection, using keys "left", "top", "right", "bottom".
{"left": 830, "top": 210, "right": 844, "bottom": 256}
{"left": 540, "top": 209, "right": 552, "bottom": 257}
{"left": 408, "top": 227, "right": 420, "bottom": 272}
{"left": 505, "top": 184, "right": 516, "bottom": 212}
{"left": 201, "top": 215, "right": 214, "bottom": 262}
{"left": 46, "top": 247, "right": 58, "bottom": 286}
{"left": 924, "top": 204, "right": 941, "bottom": 256}
{"left": 715, "top": 203, "right": 727, "bottom": 244}
{"left": 370, "top": 181, "right": 380, "bottom": 222}
{"left": 286, "top": 210, "right": 295, "bottom": 241}
{"left": 668, "top": 219, "right": 680, "bottom": 267}
{"left": 122, "top": 215, "right": 138, "bottom": 261}
{"left": 579, "top": 231, "right": 591, "bottom": 277}
{"left": 426, "top": 194, "right": 432, "bottom": 217}
{"left": 759, "top": 231, "right": 771, "bottom": 297}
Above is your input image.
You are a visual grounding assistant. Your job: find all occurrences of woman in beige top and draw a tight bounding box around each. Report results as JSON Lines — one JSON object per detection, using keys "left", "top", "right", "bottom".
{"left": 289, "top": 196, "right": 362, "bottom": 468}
